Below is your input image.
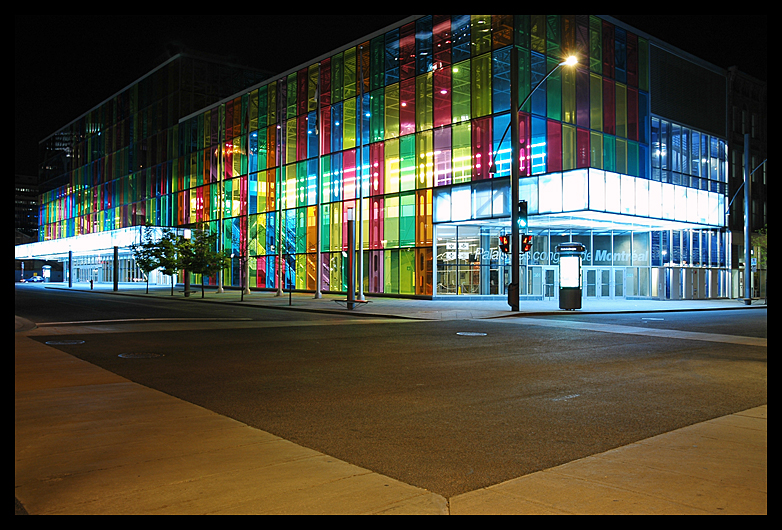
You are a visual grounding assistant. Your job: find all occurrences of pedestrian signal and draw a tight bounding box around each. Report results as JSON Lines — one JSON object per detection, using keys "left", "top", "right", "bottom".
{"left": 521, "top": 234, "right": 533, "bottom": 253}
{"left": 499, "top": 235, "right": 510, "bottom": 253}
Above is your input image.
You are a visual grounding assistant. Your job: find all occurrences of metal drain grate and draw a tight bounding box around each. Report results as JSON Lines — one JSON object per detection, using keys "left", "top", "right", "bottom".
{"left": 45, "top": 340, "right": 85, "bottom": 345}
{"left": 118, "top": 353, "right": 164, "bottom": 359}
{"left": 456, "top": 332, "right": 487, "bottom": 336}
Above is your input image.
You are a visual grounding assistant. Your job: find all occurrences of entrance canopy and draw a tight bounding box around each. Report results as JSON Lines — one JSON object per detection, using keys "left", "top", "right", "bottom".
{"left": 433, "top": 168, "right": 726, "bottom": 233}
{"left": 14, "top": 226, "right": 181, "bottom": 261}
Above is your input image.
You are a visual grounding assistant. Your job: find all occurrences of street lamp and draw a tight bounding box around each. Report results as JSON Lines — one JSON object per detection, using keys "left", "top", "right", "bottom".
{"left": 491, "top": 52, "right": 578, "bottom": 311}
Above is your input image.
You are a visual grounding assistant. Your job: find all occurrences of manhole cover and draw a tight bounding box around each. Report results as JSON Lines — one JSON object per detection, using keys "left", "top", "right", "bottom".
{"left": 45, "top": 340, "right": 85, "bottom": 345}
{"left": 118, "top": 353, "right": 164, "bottom": 359}
{"left": 456, "top": 332, "right": 487, "bottom": 336}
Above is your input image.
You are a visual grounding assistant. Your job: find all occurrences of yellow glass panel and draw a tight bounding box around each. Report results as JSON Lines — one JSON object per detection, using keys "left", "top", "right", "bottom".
{"left": 385, "top": 138, "right": 400, "bottom": 193}
{"left": 416, "top": 131, "right": 434, "bottom": 189}
{"left": 385, "top": 83, "right": 399, "bottom": 139}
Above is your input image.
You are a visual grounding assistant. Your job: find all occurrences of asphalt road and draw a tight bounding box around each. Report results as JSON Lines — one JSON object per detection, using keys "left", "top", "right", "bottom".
{"left": 16, "top": 285, "right": 767, "bottom": 498}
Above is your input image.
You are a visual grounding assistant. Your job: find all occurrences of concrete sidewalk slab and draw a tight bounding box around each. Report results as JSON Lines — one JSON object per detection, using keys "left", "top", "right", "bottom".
{"left": 450, "top": 406, "right": 766, "bottom": 515}
{"left": 15, "top": 335, "right": 447, "bottom": 515}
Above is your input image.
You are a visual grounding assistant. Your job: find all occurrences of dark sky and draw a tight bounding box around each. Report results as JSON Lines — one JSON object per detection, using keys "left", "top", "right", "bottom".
{"left": 15, "top": 15, "right": 766, "bottom": 177}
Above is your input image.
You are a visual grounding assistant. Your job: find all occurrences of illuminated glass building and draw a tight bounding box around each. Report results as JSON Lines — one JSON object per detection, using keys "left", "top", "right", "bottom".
{"left": 25, "top": 15, "right": 735, "bottom": 301}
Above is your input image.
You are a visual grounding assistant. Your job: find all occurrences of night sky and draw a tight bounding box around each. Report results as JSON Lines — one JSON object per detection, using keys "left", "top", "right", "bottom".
{"left": 15, "top": 15, "right": 766, "bottom": 178}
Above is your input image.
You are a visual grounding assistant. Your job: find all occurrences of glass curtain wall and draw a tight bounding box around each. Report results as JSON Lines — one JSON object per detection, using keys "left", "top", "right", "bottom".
{"left": 199, "top": 15, "right": 653, "bottom": 295}
{"left": 40, "top": 15, "right": 662, "bottom": 296}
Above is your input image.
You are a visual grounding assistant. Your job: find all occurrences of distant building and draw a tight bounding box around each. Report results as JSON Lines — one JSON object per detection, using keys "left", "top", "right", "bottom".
{"left": 18, "top": 15, "right": 766, "bottom": 302}
{"left": 15, "top": 174, "right": 39, "bottom": 244}
{"left": 726, "top": 66, "right": 767, "bottom": 299}
{"left": 22, "top": 51, "right": 270, "bottom": 284}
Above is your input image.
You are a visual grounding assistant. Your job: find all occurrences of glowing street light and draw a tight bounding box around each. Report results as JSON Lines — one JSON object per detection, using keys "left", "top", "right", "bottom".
{"left": 492, "top": 52, "right": 578, "bottom": 311}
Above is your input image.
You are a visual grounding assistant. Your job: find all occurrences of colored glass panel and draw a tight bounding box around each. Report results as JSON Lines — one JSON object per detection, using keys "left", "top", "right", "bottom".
{"left": 416, "top": 73, "right": 433, "bottom": 132}
{"left": 451, "top": 61, "right": 471, "bottom": 123}
{"left": 385, "top": 83, "right": 400, "bottom": 139}
{"left": 452, "top": 122, "right": 471, "bottom": 183}
{"left": 433, "top": 65, "right": 451, "bottom": 128}
{"left": 472, "top": 52, "right": 492, "bottom": 118}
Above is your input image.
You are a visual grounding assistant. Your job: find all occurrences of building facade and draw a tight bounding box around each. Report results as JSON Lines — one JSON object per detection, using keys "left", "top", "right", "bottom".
{"left": 25, "top": 15, "right": 742, "bottom": 302}
{"left": 26, "top": 51, "right": 270, "bottom": 284}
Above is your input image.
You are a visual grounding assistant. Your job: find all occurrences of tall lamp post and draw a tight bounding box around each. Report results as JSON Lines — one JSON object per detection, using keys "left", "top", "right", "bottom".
{"left": 492, "top": 50, "right": 577, "bottom": 311}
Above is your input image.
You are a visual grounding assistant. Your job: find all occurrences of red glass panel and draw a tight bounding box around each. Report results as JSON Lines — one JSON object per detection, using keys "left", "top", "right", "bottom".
{"left": 472, "top": 116, "right": 492, "bottom": 180}
{"left": 547, "top": 120, "right": 562, "bottom": 172}
{"left": 399, "top": 23, "right": 416, "bottom": 80}
{"left": 433, "top": 66, "right": 451, "bottom": 128}
{"left": 603, "top": 78, "right": 615, "bottom": 136}
{"left": 400, "top": 78, "right": 416, "bottom": 136}
{"left": 369, "top": 142, "right": 384, "bottom": 196}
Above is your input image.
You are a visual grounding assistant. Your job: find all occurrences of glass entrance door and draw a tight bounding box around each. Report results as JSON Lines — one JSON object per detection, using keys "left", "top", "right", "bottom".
{"left": 585, "top": 268, "right": 624, "bottom": 299}
{"left": 614, "top": 268, "right": 625, "bottom": 298}
{"left": 543, "top": 267, "right": 557, "bottom": 299}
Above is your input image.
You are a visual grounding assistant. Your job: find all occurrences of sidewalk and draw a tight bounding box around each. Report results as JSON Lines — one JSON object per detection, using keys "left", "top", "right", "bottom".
{"left": 15, "top": 284, "right": 767, "bottom": 514}
{"left": 40, "top": 280, "right": 768, "bottom": 321}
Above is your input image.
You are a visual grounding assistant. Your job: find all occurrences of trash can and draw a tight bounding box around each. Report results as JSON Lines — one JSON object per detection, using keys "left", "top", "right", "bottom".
{"left": 556, "top": 243, "right": 586, "bottom": 310}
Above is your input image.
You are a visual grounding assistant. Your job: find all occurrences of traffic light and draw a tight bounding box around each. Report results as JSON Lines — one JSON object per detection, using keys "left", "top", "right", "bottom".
{"left": 499, "top": 234, "right": 510, "bottom": 253}
{"left": 521, "top": 234, "right": 533, "bottom": 253}
{"left": 518, "top": 200, "right": 528, "bottom": 231}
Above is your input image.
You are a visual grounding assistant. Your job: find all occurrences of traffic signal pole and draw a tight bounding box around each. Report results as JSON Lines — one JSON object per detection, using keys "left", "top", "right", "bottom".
{"left": 496, "top": 50, "right": 576, "bottom": 311}
{"left": 509, "top": 48, "right": 521, "bottom": 311}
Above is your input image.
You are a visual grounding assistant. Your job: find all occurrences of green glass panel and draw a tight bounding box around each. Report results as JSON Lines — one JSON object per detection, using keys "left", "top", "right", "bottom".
{"left": 471, "top": 15, "right": 492, "bottom": 55}
{"left": 399, "top": 248, "right": 415, "bottom": 294}
{"left": 400, "top": 135, "right": 416, "bottom": 191}
{"left": 589, "top": 16, "right": 602, "bottom": 73}
{"left": 451, "top": 61, "right": 471, "bottom": 123}
{"left": 370, "top": 89, "right": 384, "bottom": 142}
{"left": 384, "top": 83, "right": 399, "bottom": 139}
{"left": 384, "top": 195, "right": 399, "bottom": 247}
{"left": 546, "top": 57, "right": 562, "bottom": 121}
{"left": 400, "top": 192, "right": 415, "bottom": 247}
{"left": 472, "top": 53, "right": 492, "bottom": 118}
{"left": 590, "top": 132, "right": 603, "bottom": 169}
{"left": 344, "top": 47, "right": 356, "bottom": 101}
{"left": 416, "top": 73, "right": 433, "bottom": 132}
{"left": 616, "top": 83, "right": 627, "bottom": 139}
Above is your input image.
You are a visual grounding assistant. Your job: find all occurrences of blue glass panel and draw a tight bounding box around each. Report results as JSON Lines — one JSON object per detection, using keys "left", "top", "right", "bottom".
{"left": 360, "top": 93, "right": 371, "bottom": 145}
{"left": 416, "top": 16, "right": 433, "bottom": 75}
{"left": 492, "top": 113, "right": 511, "bottom": 177}
{"left": 614, "top": 27, "right": 627, "bottom": 84}
{"left": 248, "top": 172, "right": 257, "bottom": 215}
{"left": 385, "top": 29, "right": 400, "bottom": 85}
{"left": 531, "top": 116, "right": 547, "bottom": 174}
{"left": 307, "top": 111, "right": 318, "bottom": 158}
{"left": 331, "top": 102, "right": 343, "bottom": 153}
{"left": 307, "top": 158, "right": 318, "bottom": 206}
{"left": 452, "top": 15, "right": 471, "bottom": 62}
{"left": 492, "top": 46, "right": 511, "bottom": 114}
{"left": 530, "top": 52, "right": 546, "bottom": 117}
{"left": 266, "top": 211, "right": 276, "bottom": 255}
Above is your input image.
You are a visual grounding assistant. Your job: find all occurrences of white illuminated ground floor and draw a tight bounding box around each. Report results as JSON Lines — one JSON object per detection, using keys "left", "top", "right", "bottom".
{"left": 19, "top": 167, "right": 761, "bottom": 302}
{"left": 433, "top": 223, "right": 730, "bottom": 301}
{"left": 15, "top": 224, "right": 737, "bottom": 302}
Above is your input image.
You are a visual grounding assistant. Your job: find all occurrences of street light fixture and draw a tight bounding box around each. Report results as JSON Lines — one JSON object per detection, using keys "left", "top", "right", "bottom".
{"left": 490, "top": 52, "right": 578, "bottom": 311}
